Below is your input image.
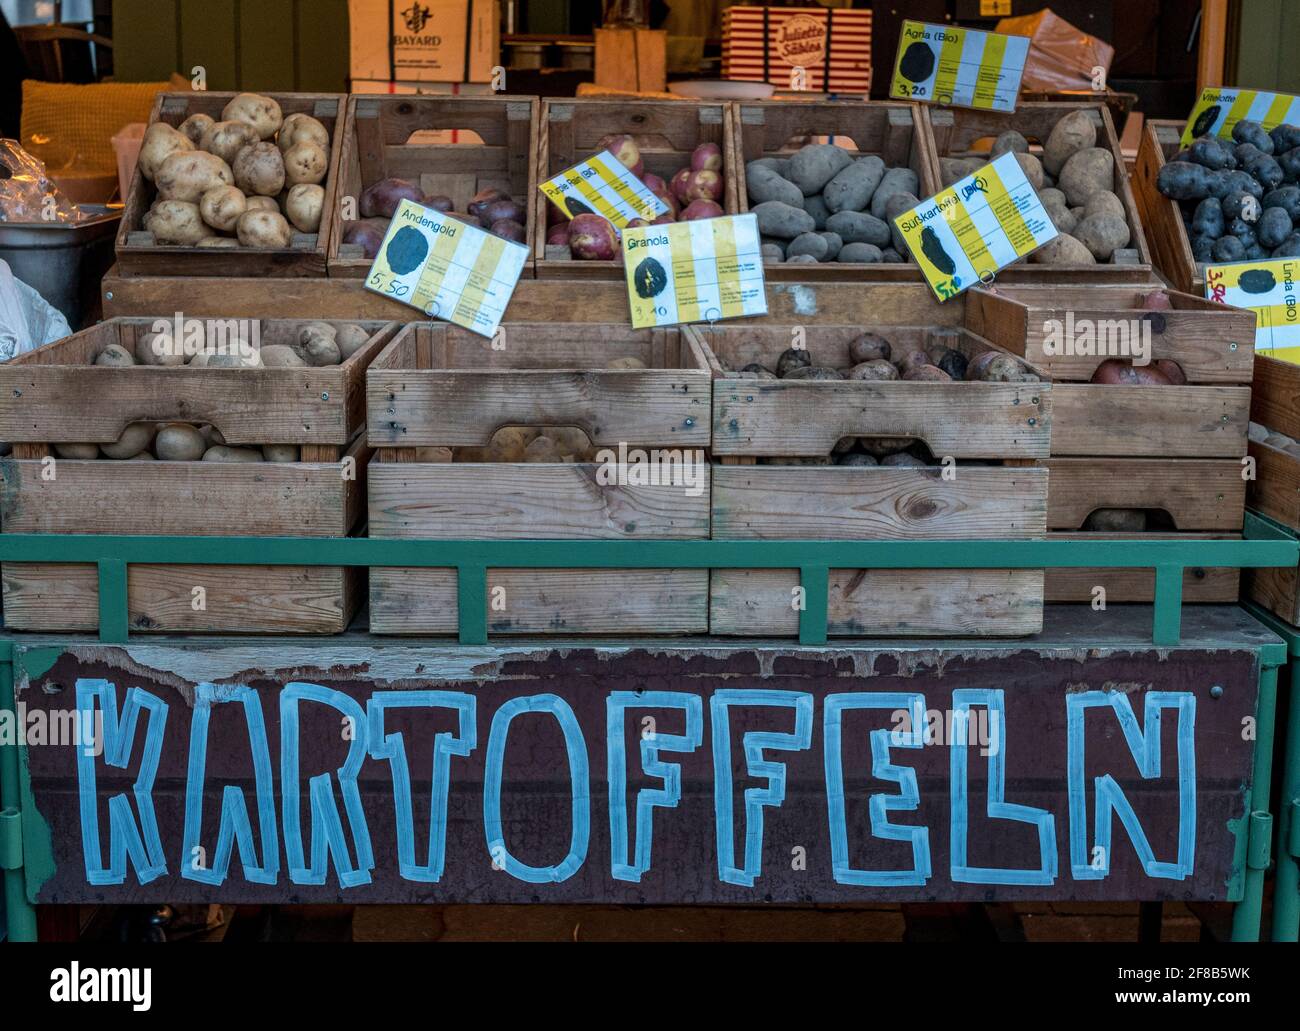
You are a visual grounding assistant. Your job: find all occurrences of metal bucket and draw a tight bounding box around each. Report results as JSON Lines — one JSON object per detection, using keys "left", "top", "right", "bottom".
{"left": 0, "top": 205, "right": 120, "bottom": 330}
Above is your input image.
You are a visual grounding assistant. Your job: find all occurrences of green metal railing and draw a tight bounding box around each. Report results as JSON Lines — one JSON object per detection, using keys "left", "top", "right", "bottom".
{"left": 0, "top": 528, "right": 1295, "bottom": 645}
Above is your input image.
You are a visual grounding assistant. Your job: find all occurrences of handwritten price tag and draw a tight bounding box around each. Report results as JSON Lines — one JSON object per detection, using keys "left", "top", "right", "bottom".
{"left": 890, "top": 20, "right": 1029, "bottom": 113}
{"left": 364, "top": 199, "right": 529, "bottom": 339}
{"left": 1205, "top": 257, "right": 1300, "bottom": 362}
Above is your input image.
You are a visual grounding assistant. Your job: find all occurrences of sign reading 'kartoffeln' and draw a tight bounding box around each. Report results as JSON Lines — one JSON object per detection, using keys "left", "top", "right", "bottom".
{"left": 539, "top": 150, "right": 668, "bottom": 230}
{"left": 364, "top": 199, "right": 529, "bottom": 339}
{"left": 1205, "top": 257, "right": 1300, "bottom": 362}
{"left": 892, "top": 152, "right": 1057, "bottom": 302}
{"left": 890, "top": 20, "right": 1029, "bottom": 112}
{"left": 621, "top": 214, "right": 767, "bottom": 329}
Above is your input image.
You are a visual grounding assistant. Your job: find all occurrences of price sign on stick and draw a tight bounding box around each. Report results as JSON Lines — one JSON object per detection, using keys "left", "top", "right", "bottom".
{"left": 1205, "top": 257, "right": 1300, "bottom": 362}
{"left": 539, "top": 150, "right": 668, "bottom": 229}
{"left": 892, "top": 152, "right": 1058, "bottom": 302}
{"left": 890, "top": 20, "right": 1029, "bottom": 112}
{"left": 621, "top": 214, "right": 767, "bottom": 329}
{"left": 364, "top": 199, "right": 529, "bottom": 339}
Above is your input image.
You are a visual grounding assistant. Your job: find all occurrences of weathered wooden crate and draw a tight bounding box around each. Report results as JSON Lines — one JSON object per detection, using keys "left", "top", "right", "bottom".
{"left": 115, "top": 92, "right": 346, "bottom": 278}
{"left": 1044, "top": 457, "right": 1245, "bottom": 532}
{"left": 923, "top": 102, "right": 1153, "bottom": 283}
{"left": 966, "top": 285, "right": 1255, "bottom": 458}
{"left": 328, "top": 94, "right": 539, "bottom": 278}
{"left": 366, "top": 321, "right": 716, "bottom": 635}
{"left": 1251, "top": 353, "right": 1300, "bottom": 442}
{"left": 1133, "top": 119, "right": 1202, "bottom": 294}
{"left": 0, "top": 434, "right": 367, "bottom": 634}
{"left": 0, "top": 317, "right": 397, "bottom": 455}
{"left": 728, "top": 100, "right": 939, "bottom": 282}
{"left": 534, "top": 98, "right": 738, "bottom": 280}
{"left": 699, "top": 321, "right": 1049, "bottom": 637}
{"left": 0, "top": 317, "right": 394, "bottom": 634}
{"left": 1246, "top": 437, "right": 1300, "bottom": 623}
{"left": 1044, "top": 533, "right": 1241, "bottom": 604}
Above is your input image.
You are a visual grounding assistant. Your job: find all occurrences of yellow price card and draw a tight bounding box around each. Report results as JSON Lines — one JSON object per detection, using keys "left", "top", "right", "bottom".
{"left": 1181, "top": 87, "right": 1300, "bottom": 146}
{"left": 364, "top": 199, "right": 529, "bottom": 339}
{"left": 622, "top": 214, "right": 767, "bottom": 330}
{"left": 539, "top": 150, "right": 668, "bottom": 229}
{"left": 893, "top": 152, "right": 1057, "bottom": 302}
{"left": 1205, "top": 258, "right": 1300, "bottom": 362}
{"left": 890, "top": 20, "right": 1029, "bottom": 112}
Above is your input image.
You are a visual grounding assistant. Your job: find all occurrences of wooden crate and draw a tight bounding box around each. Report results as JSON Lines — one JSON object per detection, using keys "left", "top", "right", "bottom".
{"left": 923, "top": 102, "right": 1153, "bottom": 283}
{"left": 1251, "top": 354, "right": 1300, "bottom": 441}
{"left": 700, "top": 320, "right": 1049, "bottom": 637}
{"left": 0, "top": 318, "right": 397, "bottom": 454}
{"left": 1045, "top": 533, "right": 1240, "bottom": 604}
{"left": 1044, "top": 458, "right": 1245, "bottom": 532}
{"left": 534, "top": 98, "right": 738, "bottom": 280}
{"left": 1247, "top": 438, "right": 1300, "bottom": 624}
{"left": 1134, "top": 119, "right": 1201, "bottom": 294}
{"left": 328, "top": 94, "right": 539, "bottom": 279}
{"left": 0, "top": 435, "right": 367, "bottom": 634}
{"left": 366, "top": 321, "right": 716, "bottom": 635}
{"left": 728, "top": 100, "right": 939, "bottom": 282}
{"left": 115, "top": 92, "right": 346, "bottom": 278}
{"left": 966, "top": 285, "right": 1255, "bottom": 458}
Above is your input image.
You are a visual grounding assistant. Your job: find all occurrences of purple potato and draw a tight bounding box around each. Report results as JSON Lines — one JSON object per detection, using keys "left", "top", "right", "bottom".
{"left": 342, "top": 220, "right": 384, "bottom": 259}
{"left": 423, "top": 193, "right": 453, "bottom": 213}
{"left": 479, "top": 197, "right": 526, "bottom": 227}
{"left": 467, "top": 186, "right": 507, "bottom": 220}
{"left": 490, "top": 218, "right": 526, "bottom": 243}
{"left": 359, "top": 177, "right": 423, "bottom": 219}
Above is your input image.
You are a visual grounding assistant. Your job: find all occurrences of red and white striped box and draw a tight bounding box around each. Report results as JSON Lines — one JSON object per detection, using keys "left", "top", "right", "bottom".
{"left": 722, "top": 7, "right": 872, "bottom": 94}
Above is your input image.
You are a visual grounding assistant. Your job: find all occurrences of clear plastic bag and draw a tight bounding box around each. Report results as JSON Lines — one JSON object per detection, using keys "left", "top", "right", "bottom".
{"left": 0, "top": 259, "right": 72, "bottom": 362}
{"left": 0, "top": 139, "right": 85, "bottom": 224}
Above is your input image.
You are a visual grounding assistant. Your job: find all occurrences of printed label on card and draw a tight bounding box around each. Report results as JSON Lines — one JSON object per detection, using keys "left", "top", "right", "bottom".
{"left": 1181, "top": 87, "right": 1300, "bottom": 146}
{"left": 893, "top": 152, "right": 1058, "bottom": 302}
{"left": 539, "top": 151, "right": 668, "bottom": 229}
{"left": 621, "top": 214, "right": 767, "bottom": 329}
{"left": 1205, "top": 258, "right": 1300, "bottom": 362}
{"left": 364, "top": 199, "right": 529, "bottom": 339}
{"left": 890, "top": 20, "right": 1029, "bottom": 112}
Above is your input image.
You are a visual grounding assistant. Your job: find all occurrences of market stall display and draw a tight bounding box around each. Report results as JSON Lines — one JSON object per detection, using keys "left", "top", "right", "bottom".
{"left": 115, "top": 92, "right": 345, "bottom": 277}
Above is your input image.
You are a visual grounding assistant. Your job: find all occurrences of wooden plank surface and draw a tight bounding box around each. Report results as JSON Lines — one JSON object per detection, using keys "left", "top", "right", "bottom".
{"left": 1247, "top": 437, "right": 1300, "bottom": 529}
{"left": 709, "top": 569, "right": 1044, "bottom": 637}
{"left": 712, "top": 466, "right": 1047, "bottom": 539}
{"left": 1044, "top": 458, "right": 1246, "bottom": 530}
{"left": 1050, "top": 384, "right": 1250, "bottom": 457}
{"left": 1251, "top": 354, "right": 1300, "bottom": 441}
{"left": 1247, "top": 564, "right": 1300, "bottom": 626}
{"left": 370, "top": 568, "right": 708, "bottom": 635}
{"left": 1044, "top": 532, "right": 1240, "bottom": 603}
{"left": 369, "top": 463, "right": 709, "bottom": 539}
{"left": 1134, "top": 120, "right": 1202, "bottom": 295}
{"left": 713, "top": 379, "right": 1050, "bottom": 458}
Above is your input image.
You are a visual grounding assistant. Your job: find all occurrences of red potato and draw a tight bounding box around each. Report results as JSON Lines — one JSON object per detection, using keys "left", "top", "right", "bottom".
{"left": 546, "top": 221, "right": 570, "bottom": 245}
{"left": 596, "top": 134, "right": 644, "bottom": 178}
{"left": 651, "top": 213, "right": 676, "bottom": 225}
{"left": 680, "top": 199, "right": 723, "bottom": 221}
{"left": 1090, "top": 358, "right": 1173, "bottom": 385}
{"left": 692, "top": 142, "right": 723, "bottom": 172}
{"left": 682, "top": 169, "right": 723, "bottom": 203}
{"left": 1140, "top": 290, "right": 1173, "bottom": 310}
{"left": 568, "top": 213, "right": 619, "bottom": 260}
{"left": 670, "top": 168, "right": 693, "bottom": 203}
{"left": 359, "top": 177, "right": 423, "bottom": 219}
{"left": 642, "top": 172, "right": 679, "bottom": 217}
{"left": 626, "top": 218, "right": 650, "bottom": 228}
{"left": 423, "top": 194, "right": 453, "bottom": 213}
{"left": 1153, "top": 359, "right": 1187, "bottom": 385}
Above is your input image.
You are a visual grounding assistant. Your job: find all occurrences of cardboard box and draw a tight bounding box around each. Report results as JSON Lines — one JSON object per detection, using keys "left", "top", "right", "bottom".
{"left": 995, "top": 8, "right": 1114, "bottom": 92}
{"left": 722, "top": 6, "right": 871, "bottom": 93}
{"left": 349, "top": 0, "right": 499, "bottom": 84}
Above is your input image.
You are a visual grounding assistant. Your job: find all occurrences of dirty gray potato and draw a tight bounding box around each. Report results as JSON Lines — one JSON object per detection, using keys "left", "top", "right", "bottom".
{"left": 803, "top": 193, "right": 830, "bottom": 229}
{"left": 823, "top": 155, "right": 885, "bottom": 213}
{"left": 849, "top": 333, "right": 892, "bottom": 363}
{"left": 883, "top": 192, "right": 919, "bottom": 253}
{"left": 761, "top": 243, "right": 785, "bottom": 263}
{"left": 259, "top": 344, "right": 308, "bottom": 367}
{"left": 1015, "top": 152, "right": 1044, "bottom": 190}
{"left": 847, "top": 359, "right": 899, "bottom": 381}
{"left": 870, "top": 167, "right": 920, "bottom": 219}
{"left": 753, "top": 200, "right": 815, "bottom": 239}
{"left": 825, "top": 210, "right": 891, "bottom": 246}
{"left": 202, "top": 445, "right": 265, "bottom": 463}
{"left": 882, "top": 452, "right": 928, "bottom": 467}
{"left": 838, "top": 242, "right": 883, "bottom": 263}
{"left": 100, "top": 422, "right": 156, "bottom": 460}
{"left": 787, "top": 254, "right": 818, "bottom": 264}
{"left": 1039, "top": 187, "right": 1067, "bottom": 209}
{"left": 1085, "top": 508, "right": 1147, "bottom": 532}
{"left": 155, "top": 423, "right": 206, "bottom": 461}
{"left": 262, "top": 444, "right": 300, "bottom": 462}
{"left": 882, "top": 247, "right": 905, "bottom": 262}
{"left": 1083, "top": 189, "right": 1126, "bottom": 220}
{"left": 784, "top": 366, "right": 845, "bottom": 380}
{"left": 134, "top": 331, "right": 185, "bottom": 367}
{"left": 761, "top": 235, "right": 787, "bottom": 255}
{"left": 54, "top": 443, "right": 99, "bottom": 459}
{"left": 991, "top": 130, "right": 1029, "bottom": 158}
{"left": 787, "top": 143, "right": 853, "bottom": 195}
{"left": 776, "top": 347, "right": 811, "bottom": 377}
{"left": 748, "top": 156, "right": 791, "bottom": 178}
{"left": 333, "top": 323, "right": 371, "bottom": 360}
{"left": 940, "top": 157, "right": 983, "bottom": 187}
{"left": 1043, "top": 109, "right": 1097, "bottom": 176}
{"left": 837, "top": 453, "right": 879, "bottom": 467}
{"left": 1058, "top": 147, "right": 1115, "bottom": 207}
{"left": 95, "top": 343, "right": 134, "bottom": 367}
{"left": 1040, "top": 190, "right": 1077, "bottom": 234}
{"left": 858, "top": 436, "right": 914, "bottom": 457}
{"left": 1030, "top": 232, "right": 1096, "bottom": 265}
{"left": 786, "top": 232, "right": 830, "bottom": 261}
{"left": 1074, "top": 213, "right": 1131, "bottom": 260}
{"left": 294, "top": 322, "right": 342, "bottom": 366}
{"left": 746, "top": 164, "right": 804, "bottom": 207}
{"left": 818, "top": 231, "right": 843, "bottom": 260}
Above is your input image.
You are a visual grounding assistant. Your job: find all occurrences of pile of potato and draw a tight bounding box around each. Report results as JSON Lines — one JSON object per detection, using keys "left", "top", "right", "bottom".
{"left": 941, "top": 110, "right": 1132, "bottom": 265}
{"left": 136, "top": 93, "right": 330, "bottom": 248}
{"left": 719, "top": 332, "right": 1038, "bottom": 467}
{"left": 1250, "top": 421, "right": 1300, "bottom": 455}
{"left": 341, "top": 178, "right": 528, "bottom": 259}
{"left": 748, "top": 144, "right": 918, "bottom": 264}
{"left": 93, "top": 321, "right": 370, "bottom": 369}
{"left": 544, "top": 137, "right": 725, "bottom": 261}
{"left": 1158, "top": 119, "right": 1300, "bottom": 261}
{"left": 54, "top": 424, "right": 298, "bottom": 464}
